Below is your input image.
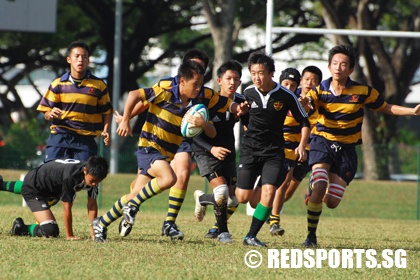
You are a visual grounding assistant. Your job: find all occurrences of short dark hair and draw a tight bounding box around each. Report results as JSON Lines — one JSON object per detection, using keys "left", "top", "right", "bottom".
{"left": 247, "top": 51, "right": 275, "bottom": 73}
{"left": 328, "top": 45, "right": 358, "bottom": 69}
{"left": 302, "top": 65, "right": 323, "bottom": 83}
{"left": 183, "top": 48, "right": 210, "bottom": 70}
{"left": 177, "top": 60, "right": 205, "bottom": 81}
{"left": 85, "top": 156, "right": 109, "bottom": 181}
{"left": 217, "top": 59, "right": 242, "bottom": 78}
{"left": 67, "top": 40, "right": 90, "bottom": 57}
{"left": 279, "top": 68, "right": 301, "bottom": 84}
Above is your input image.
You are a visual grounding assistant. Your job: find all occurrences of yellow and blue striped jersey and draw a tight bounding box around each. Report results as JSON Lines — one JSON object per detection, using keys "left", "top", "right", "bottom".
{"left": 37, "top": 71, "right": 113, "bottom": 137}
{"left": 307, "top": 77, "right": 387, "bottom": 146}
{"left": 283, "top": 88, "right": 318, "bottom": 160}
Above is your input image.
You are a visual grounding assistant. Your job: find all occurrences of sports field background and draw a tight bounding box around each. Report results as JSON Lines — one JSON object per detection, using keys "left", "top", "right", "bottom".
{"left": 0, "top": 169, "right": 419, "bottom": 279}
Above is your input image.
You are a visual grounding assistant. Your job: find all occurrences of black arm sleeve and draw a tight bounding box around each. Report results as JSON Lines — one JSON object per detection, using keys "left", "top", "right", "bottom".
{"left": 192, "top": 136, "right": 213, "bottom": 153}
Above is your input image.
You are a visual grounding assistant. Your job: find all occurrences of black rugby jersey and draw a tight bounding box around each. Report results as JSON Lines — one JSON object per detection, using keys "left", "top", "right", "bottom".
{"left": 192, "top": 92, "right": 249, "bottom": 159}
{"left": 242, "top": 83, "right": 308, "bottom": 155}
{"left": 23, "top": 159, "right": 95, "bottom": 204}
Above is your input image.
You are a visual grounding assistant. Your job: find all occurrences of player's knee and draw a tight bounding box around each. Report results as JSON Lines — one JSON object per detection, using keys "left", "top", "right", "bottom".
{"left": 213, "top": 184, "right": 229, "bottom": 206}
{"left": 325, "top": 183, "right": 346, "bottom": 208}
{"left": 312, "top": 168, "right": 329, "bottom": 186}
{"left": 227, "top": 195, "right": 238, "bottom": 208}
{"left": 39, "top": 220, "right": 59, "bottom": 238}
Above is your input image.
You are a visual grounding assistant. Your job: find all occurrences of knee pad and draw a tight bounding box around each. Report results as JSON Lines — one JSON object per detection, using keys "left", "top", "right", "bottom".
{"left": 39, "top": 220, "right": 59, "bottom": 238}
{"left": 227, "top": 195, "right": 238, "bottom": 208}
{"left": 326, "top": 183, "right": 346, "bottom": 200}
{"left": 213, "top": 184, "right": 229, "bottom": 206}
{"left": 312, "top": 168, "right": 329, "bottom": 185}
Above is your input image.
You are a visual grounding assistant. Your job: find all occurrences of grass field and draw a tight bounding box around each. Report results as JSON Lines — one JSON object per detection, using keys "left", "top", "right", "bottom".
{"left": 0, "top": 169, "right": 419, "bottom": 279}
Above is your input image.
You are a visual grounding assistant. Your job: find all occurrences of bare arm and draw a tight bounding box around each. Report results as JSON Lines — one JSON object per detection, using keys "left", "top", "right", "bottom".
{"left": 63, "top": 201, "right": 80, "bottom": 240}
{"left": 101, "top": 113, "right": 113, "bottom": 146}
{"left": 116, "top": 89, "right": 144, "bottom": 137}
{"left": 380, "top": 103, "right": 420, "bottom": 116}
{"left": 87, "top": 197, "right": 98, "bottom": 240}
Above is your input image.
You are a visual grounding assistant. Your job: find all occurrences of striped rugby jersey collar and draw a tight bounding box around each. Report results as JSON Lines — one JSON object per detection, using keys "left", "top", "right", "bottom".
{"left": 60, "top": 70, "right": 93, "bottom": 83}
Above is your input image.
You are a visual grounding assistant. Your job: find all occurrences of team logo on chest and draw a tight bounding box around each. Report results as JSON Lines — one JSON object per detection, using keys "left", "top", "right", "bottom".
{"left": 349, "top": 95, "right": 359, "bottom": 103}
{"left": 273, "top": 101, "right": 283, "bottom": 111}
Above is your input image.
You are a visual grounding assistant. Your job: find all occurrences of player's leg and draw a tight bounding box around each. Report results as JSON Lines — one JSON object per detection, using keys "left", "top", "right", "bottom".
{"left": 242, "top": 155, "right": 285, "bottom": 247}
{"left": 93, "top": 148, "right": 175, "bottom": 242}
{"left": 268, "top": 176, "right": 290, "bottom": 237}
{"left": 161, "top": 150, "right": 191, "bottom": 240}
{"left": 323, "top": 148, "right": 356, "bottom": 209}
{"left": 11, "top": 196, "right": 59, "bottom": 238}
{"left": 0, "top": 177, "right": 23, "bottom": 194}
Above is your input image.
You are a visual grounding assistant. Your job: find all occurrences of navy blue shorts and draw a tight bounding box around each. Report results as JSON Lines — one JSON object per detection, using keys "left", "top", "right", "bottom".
{"left": 309, "top": 136, "right": 357, "bottom": 185}
{"left": 284, "top": 157, "right": 311, "bottom": 182}
{"left": 177, "top": 139, "right": 193, "bottom": 153}
{"left": 45, "top": 133, "right": 97, "bottom": 162}
{"left": 135, "top": 147, "right": 169, "bottom": 175}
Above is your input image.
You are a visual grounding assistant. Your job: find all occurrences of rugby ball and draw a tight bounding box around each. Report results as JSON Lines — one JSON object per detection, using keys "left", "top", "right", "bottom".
{"left": 180, "top": 104, "right": 209, "bottom": 138}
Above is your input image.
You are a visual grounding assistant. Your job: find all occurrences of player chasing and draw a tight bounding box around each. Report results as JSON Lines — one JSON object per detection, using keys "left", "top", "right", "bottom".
{"left": 90, "top": 60, "right": 216, "bottom": 242}
{"left": 192, "top": 60, "right": 249, "bottom": 243}
{"left": 0, "top": 156, "right": 109, "bottom": 240}
{"left": 303, "top": 45, "right": 420, "bottom": 247}
{"left": 235, "top": 52, "right": 310, "bottom": 247}
{"left": 265, "top": 66, "right": 322, "bottom": 236}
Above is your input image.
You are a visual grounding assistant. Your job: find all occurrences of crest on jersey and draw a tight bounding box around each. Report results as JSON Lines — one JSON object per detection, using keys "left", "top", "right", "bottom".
{"left": 273, "top": 101, "right": 283, "bottom": 111}
{"left": 349, "top": 95, "right": 359, "bottom": 103}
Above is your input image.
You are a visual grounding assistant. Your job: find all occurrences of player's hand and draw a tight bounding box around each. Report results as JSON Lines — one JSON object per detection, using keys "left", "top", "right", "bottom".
{"left": 66, "top": 235, "right": 82, "bottom": 241}
{"left": 210, "top": 146, "right": 231, "bottom": 161}
{"left": 116, "top": 120, "right": 133, "bottom": 137}
{"left": 101, "top": 131, "right": 111, "bottom": 146}
{"left": 114, "top": 111, "right": 123, "bottom": 124}
{"left": 47, "top": 107, "right": 63, "bottom": 120}
{"left": 295, "top": 146, "right": 307, "bottom": 162}
{"left": 237, "top": 101, "right": 249, "bottom": 117}
{"left": 187, "top": 112, "right": 206, "bottom": 128}
{"left": 300, "top": 96, "right": 313, "bottom": 110}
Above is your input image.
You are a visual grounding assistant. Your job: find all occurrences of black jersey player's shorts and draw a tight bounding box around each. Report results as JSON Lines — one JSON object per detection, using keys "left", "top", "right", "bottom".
{"left": 237, "top": 149, "right": 287, "bottom": 190}
{"left": 194, "top": 153, "right": 237, "bottom": 185}
{"left": 309, "top": 136, "right": 357, "bottom": 185}
{"left": 21, "top": 187, "right": 59, "bottom": 212}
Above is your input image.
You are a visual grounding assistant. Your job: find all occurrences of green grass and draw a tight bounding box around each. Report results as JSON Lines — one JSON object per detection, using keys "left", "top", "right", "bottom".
{"left": 1, "top": 170, "right": 419, "bottom": 279}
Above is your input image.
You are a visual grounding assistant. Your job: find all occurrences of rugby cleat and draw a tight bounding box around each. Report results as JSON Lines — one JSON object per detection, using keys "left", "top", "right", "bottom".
{"left": 204, "top": 227, "right": 219, "bottom": 239}
{"left": 119, "top": 217, "right": 133, "bottom": 237}
{"left": 269, "top": 223, "right": 285, "bottom": 237}
{"left": 123, "top": 204, "right": 138, "bottom": 225}
{"left": 161, "top": 221, "right": 184, "bottom": 240}
{"left": 302, "top": 233, "right": 317, "bottom": 247}
{"left": 193, "top": 190, "right": 206, "bottom": 222}
{"left": 243, "top": 236, "right": 266, "bottom": 247}
{"left": 10, "top": 217, "right": 29, "bottom": 236}
{"left": 92, "top": 217, "right": 107, "bottom": 243}
{"left": 217, "top": 232, "right": 232, "bottom": 243}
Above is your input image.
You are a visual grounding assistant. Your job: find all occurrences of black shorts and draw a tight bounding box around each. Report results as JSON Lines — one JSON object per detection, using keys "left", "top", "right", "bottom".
{"left": 309, "top": 136, "right": 357, "bottom": 185}
{"left": 194, "top": 153, "right": 237, "bottom": 185}
{"left": 21, "top": 186, "right": 59, "bottom": 213}
{"left": 237, "top": 149, "right": 286, "bottom": 190}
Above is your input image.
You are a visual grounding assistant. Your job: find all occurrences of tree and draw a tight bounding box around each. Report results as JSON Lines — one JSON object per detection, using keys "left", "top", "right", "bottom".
{"left": 319, "top": 0, "right": 420, "bottom": 179}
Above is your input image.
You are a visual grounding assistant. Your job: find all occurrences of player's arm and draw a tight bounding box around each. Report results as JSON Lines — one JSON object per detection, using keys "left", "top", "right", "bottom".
{"left": 62, "top": 201, "right": 80, "bottom": 240}
{"left": 116, "top": 89, "right": 145, "bottom": 137}
{"left": 296, "top": 119, "right": 310, "bottom": 162}
{"left": 114, "top": 101, "right": 150, "bottom": 125}
{"left": 193, "top": 136, "right": 231, "bottom": 161}
{"left": 186, "top": 113, "right": 217, "bottom": 138}
{"left": 101, "top": 112, "right": 113, "bottom": 146}
{"left": 379, "top": 103, "right": 420, "bottom": 116}
{"left": 87, "top": 196, "right": 98, "bottom": 240}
